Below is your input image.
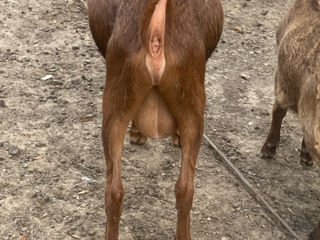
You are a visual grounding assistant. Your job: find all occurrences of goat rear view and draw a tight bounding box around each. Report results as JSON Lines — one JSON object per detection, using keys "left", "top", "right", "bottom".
{"left": 260, "top": 0, "right": 320, "bottom": 238}
{"left": 88, "top": 0, "right": 224, "bottom": 239}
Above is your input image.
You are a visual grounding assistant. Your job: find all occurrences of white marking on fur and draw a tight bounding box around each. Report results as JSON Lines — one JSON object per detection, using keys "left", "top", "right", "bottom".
{"left": 146, "top": 55, "right": 166, "bottom": 85}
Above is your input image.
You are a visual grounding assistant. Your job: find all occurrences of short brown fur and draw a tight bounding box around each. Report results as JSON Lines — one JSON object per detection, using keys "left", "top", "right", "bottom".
{"left": 87, "top": 0, "right": 224, "bottom": 239}
{"left": 260, "top": 0, "right": 320, "bottom": 238}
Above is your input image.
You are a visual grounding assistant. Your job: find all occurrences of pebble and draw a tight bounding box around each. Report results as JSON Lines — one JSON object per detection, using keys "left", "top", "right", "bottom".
{"left": 241, "top": 2, "right": 248, "bottom": 7}
{"left": 35, "top": 142, "right": 46, "bottom": 148}
{"left": 71, "top": 78, "right": 81, "bottom": 85}
{"left": 256, "top": 22, "right": 263, "bottom": 28}
{"left": 8, "top": 145, "right": 20, "bottom": 156}
{"left": 41, "top": 74, "right": 53, "bottom": 81}
{"left": 232, "top": 26, "right": 244, "bottom": 34}
{"left": 240, "top": 73, "right": 249, "bottom": 80}
{"left": 3, "top": 142, "right": 10, "bottom": 150}
{"left": 72, "top": 46, "right": 80, "bottom": 50}
{"left": 46, "top": 80, "right": 63, "bottom": 86}
{"left": 87, "top": 228, "right": 96, "bottom": 236}
{"left": 0, "top": 99, "right": 5, "bottom": 107}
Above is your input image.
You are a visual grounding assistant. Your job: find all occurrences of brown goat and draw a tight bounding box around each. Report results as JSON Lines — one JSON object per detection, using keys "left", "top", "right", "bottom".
{"left": 260, "top": 0, "right": 320, "bottom": 238}
{"left": 87, "top": 0, "right": 224, "bottom": 239}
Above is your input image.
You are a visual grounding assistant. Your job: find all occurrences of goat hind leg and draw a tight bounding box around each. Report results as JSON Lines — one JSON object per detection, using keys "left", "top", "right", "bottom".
{"left": 261, "top": 101, "right": 287, "bottom": 158}
{"left": 102, "top": 81, "right": 150, "bottom": 240}
{"left": 309, "top": 220, "right": 320, "bottom": 240}
{"left": 174, "top": 119, "right": 203, "bottom": 240}
{"left": 160, "top": 83, "right": 205, "bottom": 240}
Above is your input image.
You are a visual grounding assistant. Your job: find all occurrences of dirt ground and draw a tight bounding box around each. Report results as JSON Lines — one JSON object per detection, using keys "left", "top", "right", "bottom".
{"left": 1, "top": 0, "right": 320, "bottom": 239}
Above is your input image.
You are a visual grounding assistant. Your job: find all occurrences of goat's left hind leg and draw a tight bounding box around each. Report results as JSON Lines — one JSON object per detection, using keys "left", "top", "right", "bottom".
{"left": 174, "top": 117, "right": 203, "bottom": 240}
{"left": 160, "top": 79, "right": 205, "bottom": 240}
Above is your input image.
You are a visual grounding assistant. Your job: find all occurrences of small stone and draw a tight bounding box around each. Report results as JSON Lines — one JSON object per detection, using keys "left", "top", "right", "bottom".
{"left": 3, "top": 142, "right": 10, "bottom": 150}
{"left": 261, "top": 10, "right": 269, "bottom": 16}
{"left": 47, "top": 80, "right": 63, "bottom": 86}
{"left": 35, "top": 142, "right": 46, "bottom": 148}
{"left": 71, "top": 78, "right": 81, "bottom": 85}
{"left": 41, "top": 74, "right": 53, "bottom": 81}
{"left": 8, "top": 145, "right": 20, "bottom": 156}
{"left": 232, "top": 26, "right": 244, "bottom": 34}
{"left": 88, "top": 228, "right": 96, "bottom": 236}
{"left": 0, "top": 100, "right": 5, "bottom": 107}
{"left": 38, "top": 97, "right": 47, "bottom": 102}
{"left": 240, "top": 73, "right": 249, "bottom": 80}
{"left": 256, "top": 23, "right": 263, "bottom": 28}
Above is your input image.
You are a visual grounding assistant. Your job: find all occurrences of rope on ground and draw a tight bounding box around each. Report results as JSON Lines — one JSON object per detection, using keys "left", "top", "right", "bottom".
{"left": 203, "top": 133, "right": 302, "bottom": 240}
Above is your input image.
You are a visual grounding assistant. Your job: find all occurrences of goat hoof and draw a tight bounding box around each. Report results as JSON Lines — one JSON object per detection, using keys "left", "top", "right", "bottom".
{"left": 300, "top": 150, "right": 313, "bottom": 167}
{"left": 309, "top": 229, "right": 320, "bottom": 240}
{"left": 309, "top": 220, "right": 320, "bottom": 240}
{"left": 260, "top": 143, "right": 276, "bottom": 159}
{"left": 172, "top": 133, "right": 181, "bottom": 147}
{"left": 130, "top": 132, "right": 147, "bottom": 145}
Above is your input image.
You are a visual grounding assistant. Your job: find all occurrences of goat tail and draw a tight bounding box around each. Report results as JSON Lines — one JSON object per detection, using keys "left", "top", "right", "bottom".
{"left": 141, "top": 0, "right": 167, "bottom": 57}
{"left": 140, "top": 0, "right": 167, "bottom": 84}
